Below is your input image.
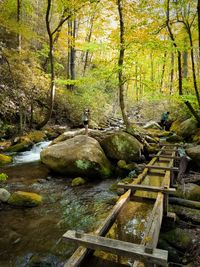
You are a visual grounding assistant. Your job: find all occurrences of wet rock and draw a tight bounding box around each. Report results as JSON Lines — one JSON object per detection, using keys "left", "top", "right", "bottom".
{"left": 166, "top": 134, "right": 184, "bottom": 143}
{"left": 186, "top": 145, "right": 200, "bottom": 168}
{"left": 28, "top": 254, "right": 61, "bottom": 267}
{"left": 71, "top": 177, "right": 86, "bottom": 186}
{"left": 161, "top": 228, "right": 193, "bottom": 251}
{"left": 170, "top": 205, "right": 200, "bottom": 224}
{"left": 8, "top": 191, "right": 42, "bottom": 207}
{"left": 101, "top": 131, "right": 142, "bottom": 162}
{"left": 0, "top": 188, "right": 10, "bottom": 202}
{"left": 0, "top": 153, "right": 12, "bottom": 165}
{"left": 6, "top": 140, "right": 33, "bottom": 152}
{"left": 158, "top": 239, "right": 182, "bottom": 264}
{"left": 41, "top": 135, "right": 111, "bottom": 179}
{"left": 175, "top": 183, "right": 200, "bottom": 201}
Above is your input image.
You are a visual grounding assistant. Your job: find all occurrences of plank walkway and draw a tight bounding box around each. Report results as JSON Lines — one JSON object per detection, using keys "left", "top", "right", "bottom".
{"left": 63, "top": 143, "right": 181, "bottom": 267}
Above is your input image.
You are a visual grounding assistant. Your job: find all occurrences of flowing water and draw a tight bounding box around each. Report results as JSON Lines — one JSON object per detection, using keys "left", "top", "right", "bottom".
{"left": 0, "top": 142, "right": 155, "bottom": 267}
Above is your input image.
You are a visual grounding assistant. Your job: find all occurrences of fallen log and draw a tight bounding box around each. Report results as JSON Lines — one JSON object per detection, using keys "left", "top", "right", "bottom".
{"left": 169, "top": 197, "right": 200, "bottom": 210}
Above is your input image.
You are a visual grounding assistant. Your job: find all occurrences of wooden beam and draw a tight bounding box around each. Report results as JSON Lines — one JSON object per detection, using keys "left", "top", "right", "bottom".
{"left": 117, "top": 183, "right": 176, "bottom": 194}
{"left": 150, "top": 154, "right": 180, "bottom": 160}
{"left": 63, "top": 190, "right": 131, "bottom": 267}
{"left": 63, "top": 230, "right": 168, "bottom": 266}
{"left": 145, "top": 165, "right": 179, "bottom": 172}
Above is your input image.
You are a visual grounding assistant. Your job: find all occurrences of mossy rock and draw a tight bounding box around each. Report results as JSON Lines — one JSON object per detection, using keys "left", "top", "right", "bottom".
{"left": 145, "top": 129, "right": 171, "bottom": 138}
{"left": 175, "top": 183, "right": 200, "bottom": 201}
{"left": 8, "top": 191, "right": 42, "bottom": 207}
{"left": 158, "top": 239, "right": 182, "bottom": 264}
{"left": 101, "top": 131, "right": 142, "bottom": 162}
{"left": 186, "top": 145, "right": 200, "bottom": 168}
{"left": 166, "top": 134, "right": 184, "bottom": 143}
{"left": 71, "top": 177, "right": 86, "bottom": 186}
{"left": 117, "top": 160, "right": 127, "bottom": 169}
{"left": 27, "top": 131, "right": 47, "bottom": 143}
{"left": 171, "top": 117, "right": 198, "bottom": 139}
{"left": 161, "top": 228, "right": 193, "bottom": 251}
{"left": 192, "top": 128, "right": 200, "bottom": 144}
{"left": 0, "top": 153, "right": 12, "bottom": 165}
{"left": 170, "top": 204, "right": 200, "bottom": 224}
{"left": 41, "top": 135, "right": 111, "bottom": 179}
{"left": 6, "top": 141, "right": 33, "bottom": 152}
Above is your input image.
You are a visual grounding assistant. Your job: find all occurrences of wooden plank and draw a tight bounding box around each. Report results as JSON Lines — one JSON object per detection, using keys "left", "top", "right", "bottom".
{"left": 63, "top": 190, "right": 131, "bottom": 267}
{"left": 117, "top": 183, "right": 176, "bottom": 194}
{"left": 145, "top": 165, "right": 178, "bottom": 172}
{"left": 63, "top": 230, "right": 168, "bottom": 266}
{"left": 150, "top": 154, "right": 180, "bottom": 160}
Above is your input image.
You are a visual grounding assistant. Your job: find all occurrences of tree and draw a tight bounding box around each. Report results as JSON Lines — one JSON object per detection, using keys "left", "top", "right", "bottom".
{"left": 117, "top": 0, "right": 129, "bottom": 128}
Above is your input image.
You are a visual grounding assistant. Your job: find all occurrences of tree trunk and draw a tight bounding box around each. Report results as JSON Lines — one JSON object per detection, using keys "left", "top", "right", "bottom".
{"left": 170, "top": 51, "right": 174, "bottom": 94}
{"left": 160, "top": 51, "right": 167, "bottom": 92}
{"left": 83, "top": 14, "right": 95, "bottom": 75}
{"left": 166, "top": 0, "right": 183, "bottom": 95}
{"left": 182, "top": 50, "right": 188, "bottom": 79}
{"left": 37, "top": 0, "right": 55, "bottom": 129}
{"left": 187, "top": 26, "right": 200, "bottom": 107}
{"left": 67, "top": 19, "right": 76, "bottom": 90}
{"left": 184, "top": 100, "right": 200, "bottom": 125}
{"left": 169, "top": 197, "right": 200, "bottom": 210}
{"left": 117, "top": 0, "right": 129, "bottom": 128}
{"left": 198, "top": 0, "right": 200, "bottom": 57}
{"left": 17, "top": 0, "right": 21, "bottom": 51}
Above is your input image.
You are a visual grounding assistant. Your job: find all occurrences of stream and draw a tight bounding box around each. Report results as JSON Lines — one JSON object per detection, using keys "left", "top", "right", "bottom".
{"left": 0, "top": 141, "right": 155, "bottom": 267}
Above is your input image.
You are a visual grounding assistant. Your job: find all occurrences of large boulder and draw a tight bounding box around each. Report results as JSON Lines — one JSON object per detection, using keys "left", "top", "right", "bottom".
{"left": 101, "top": 132, "right": 142, "bottom": 162}
{"left": 186, "top": 145, "right": 200, "bottom": 168}
{"left": 171, "top": 117, "right": 198, "bottom": 139}
{"left": 8, "top": 191, "right": 42, "bottom": 207}
{"left": 40, "top": 135, "right": 111, "bottom": 178}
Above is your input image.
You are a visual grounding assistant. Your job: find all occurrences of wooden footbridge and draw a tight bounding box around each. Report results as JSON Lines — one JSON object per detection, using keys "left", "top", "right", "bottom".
{"left": 63, "top": 143, "right": 183, "bottom": 267}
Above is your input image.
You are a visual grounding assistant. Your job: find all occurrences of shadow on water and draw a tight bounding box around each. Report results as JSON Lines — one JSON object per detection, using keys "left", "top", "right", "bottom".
{"left": 0, "top": 162, "right": 117, "bottom": 267}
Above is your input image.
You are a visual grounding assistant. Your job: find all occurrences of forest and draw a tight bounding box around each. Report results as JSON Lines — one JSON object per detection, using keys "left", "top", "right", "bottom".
{"left": 0, "top": 0, "right": 200, "bottom": 267}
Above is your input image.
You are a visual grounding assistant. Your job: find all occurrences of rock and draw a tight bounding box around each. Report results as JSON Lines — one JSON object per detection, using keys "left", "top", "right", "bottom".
{"left": 192, "top": 128, "right": 200, "bottom": 144}
{"left": 145, "top": 128, "right": 171, "bottom": 138}
{"left": 6, "top": 140, "right": 33, "bottom": 152}
{"left": 171, "top": 117, "right": 198, "bottom": 139}
{"left": 186, "top": 145, "right": 200, "bottom": 168}
{"left": 166, "top": 134, "right": 184, "bottom": 143}
{"left": 0, "top": 153, "right": 12, "bottom": 165}
{"left": 170, "top": 204, "right": 200, "bottom": 224}
{"left": 28, "top": 254, "right": 61, "bottom": 267}
{"left": 175, "top": 183, "right": 200, "bottom": 201}
{"left": 27, "top": 130, "right": 47, "bottom": 143}
{"left": 8, "top": 191, "right": 42, "bottom": 207}
{"left": 143, "top": 120, "right": 162, "bottom": 130}
{"left": 117, "top": 160, "right": 136, "bottom": 171}
{"left": 161, "top": 228, "right": 193, "bottom": 251}
{"left": 158, "top": 239, "right": 182, "bottom": 264}
{"left": 71, "top": 177, "right": 86, "bottom": 186}
{"left": 0, "top": 188, "right": 11, "bottom": 202}
{"left": 101, "top": 131, "right": 142, "bottom": 162}
{"left": 41, "top": 135, "right": 111, "bottom": 179}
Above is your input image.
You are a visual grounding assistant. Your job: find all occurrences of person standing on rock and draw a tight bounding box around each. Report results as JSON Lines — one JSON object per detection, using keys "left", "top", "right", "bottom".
{"left": 82, "top": 108, "right": 90, "bottom": 135}
{"left": 160, "top": 111, "right": 170, "bottom": 130}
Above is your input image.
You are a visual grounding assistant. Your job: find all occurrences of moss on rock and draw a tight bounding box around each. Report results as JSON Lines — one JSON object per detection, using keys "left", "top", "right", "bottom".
{"left": 71, "top": 177, "right": 86, "bottom": 186}
{"left": 8, "top": 191, "right": 42, "bottom": 207}
{"left": 0, "top": 154, "right": 12, "bottom": 165}
{"left": 161, "top": 228, "right": 193, "bottom": 251}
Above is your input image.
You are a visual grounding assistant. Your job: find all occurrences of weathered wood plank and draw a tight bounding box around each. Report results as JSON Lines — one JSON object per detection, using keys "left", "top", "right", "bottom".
{"left": 63, "top": 190, "right": 131, "bottom": 267}
{"left": 149, "top": 154, "right": 180, "bottom": 160}
{"left": 145, "top": 165, "right": 178, "bottom": 172}
{"left": 63, "top": 230, "right": 168, "bottom": 266}
{"left": 117, "top": 183, "right": 176, "bottom": 194}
